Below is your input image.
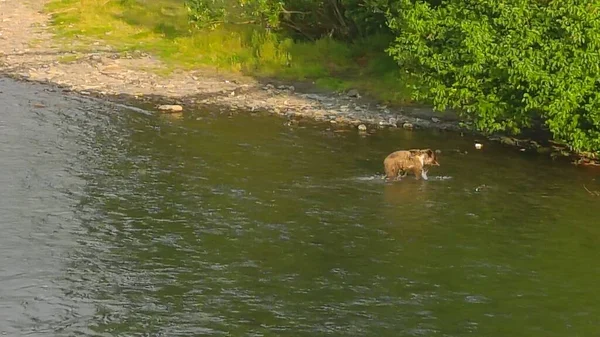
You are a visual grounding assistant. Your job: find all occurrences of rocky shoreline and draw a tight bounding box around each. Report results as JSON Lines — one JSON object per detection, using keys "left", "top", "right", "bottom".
{"left": 1, "top": 0, "right": 598, "bottom": 167}
{"left": 0, "top": 49, "right": 463, "bottom": 131}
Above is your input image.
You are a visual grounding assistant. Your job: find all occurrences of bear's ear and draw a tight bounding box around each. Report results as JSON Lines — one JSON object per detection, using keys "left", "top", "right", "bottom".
{"left": 426, "top": 149, "right": 434, "bottom": 157}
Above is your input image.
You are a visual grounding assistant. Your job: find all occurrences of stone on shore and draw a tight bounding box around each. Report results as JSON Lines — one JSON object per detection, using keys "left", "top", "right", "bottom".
{"left": 402, "top": 122, "right": 414, "bottom": 130}
{"left": 157, "top": 104, "right": 183, "bottom": 112}
{"left": 347, "top": 89, "right": 360, "bottom": 98}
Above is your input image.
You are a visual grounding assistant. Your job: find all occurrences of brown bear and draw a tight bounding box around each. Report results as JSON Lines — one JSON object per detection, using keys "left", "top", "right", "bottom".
{"left": 383, "top": 149, "right": 440, "bottom": 181}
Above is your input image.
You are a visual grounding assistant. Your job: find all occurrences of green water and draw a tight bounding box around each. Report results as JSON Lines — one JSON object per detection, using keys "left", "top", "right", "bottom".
{"left": 1, "top": 77, "right": 599, "bottom": 336}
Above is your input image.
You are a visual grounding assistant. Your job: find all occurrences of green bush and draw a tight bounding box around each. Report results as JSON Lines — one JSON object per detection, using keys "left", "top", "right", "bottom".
{"left": 184, "top": 0, "right": 389, "bottom": 40}
{"left": 386, "top": 0, "right": 600, "bottom": 152}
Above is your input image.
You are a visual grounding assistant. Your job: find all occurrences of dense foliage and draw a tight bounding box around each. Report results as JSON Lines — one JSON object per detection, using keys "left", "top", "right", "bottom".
{"left": 186, "top": 0, "right": 600, "bottom": 152}
{"left": 387, "top": 0, "right": 600, "bottom": 152}
{"left": 184, "top": 0, "right": 389, "bottom": 40}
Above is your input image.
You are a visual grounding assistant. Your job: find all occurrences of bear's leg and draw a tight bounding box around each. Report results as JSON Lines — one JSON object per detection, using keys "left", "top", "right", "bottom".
{"left": 384, "top": 169, "right": 397, "bottom": 181}
{"left": 414, "top": 169, "right": 422, "bottom": 180}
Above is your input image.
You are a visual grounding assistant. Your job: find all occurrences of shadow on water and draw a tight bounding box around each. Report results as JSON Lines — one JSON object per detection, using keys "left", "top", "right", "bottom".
{"left": 1, "top": 77, "right": 600, "bottom": 336}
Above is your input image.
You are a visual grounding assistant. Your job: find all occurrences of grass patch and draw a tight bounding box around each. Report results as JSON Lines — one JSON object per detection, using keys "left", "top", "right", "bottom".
{"left": 28, "top": 38, "right": 44, "bottom": 47}
{"left": 44, "top": 0, "right": 416, "bottom": 105}
{"left": 57, "top": 54, "right": 81, "bottom": 63}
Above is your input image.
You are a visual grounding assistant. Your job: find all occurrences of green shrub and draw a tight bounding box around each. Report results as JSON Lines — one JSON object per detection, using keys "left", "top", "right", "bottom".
{"left": 184, "top": 0, "right": 389, "bottom": 41}
{"left": 386, "top": 0, "right": 600, "bottom": 152}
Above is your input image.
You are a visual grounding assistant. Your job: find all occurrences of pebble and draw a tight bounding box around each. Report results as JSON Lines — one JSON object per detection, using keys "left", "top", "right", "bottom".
{"left": 347, "top": 89, "right": 360, "bottom": 98}
{"left": 357, "top": 124, "right": 367, "bottom": 131}
{"left": 157, "top": 104, "right": 183, "bottom": 112}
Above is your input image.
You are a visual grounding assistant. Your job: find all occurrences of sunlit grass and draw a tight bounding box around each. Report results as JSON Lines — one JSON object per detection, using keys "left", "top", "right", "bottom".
{"left": 57, "top": 54, "right": 81, "bottom": 63}
{"left": 44, "top": 0, "right": 415, "bottom": 105}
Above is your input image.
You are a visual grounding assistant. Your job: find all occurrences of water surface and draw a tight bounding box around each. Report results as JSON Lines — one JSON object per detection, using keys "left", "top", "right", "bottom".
{"left": 1, "top": 77, "right": 599, "bottom": 336}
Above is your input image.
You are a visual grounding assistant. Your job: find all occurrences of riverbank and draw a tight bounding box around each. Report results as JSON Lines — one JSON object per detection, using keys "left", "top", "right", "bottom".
{"left": 0, "top": 1, "right": 463, "bottom": 128}
{"left": 1, "top": 0, "right": 598, "bottom": 166}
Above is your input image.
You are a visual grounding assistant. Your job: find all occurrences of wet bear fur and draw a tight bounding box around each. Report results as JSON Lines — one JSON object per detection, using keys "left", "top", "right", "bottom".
{"left": 383, "top": 149, "right": 440, "bottom": 181}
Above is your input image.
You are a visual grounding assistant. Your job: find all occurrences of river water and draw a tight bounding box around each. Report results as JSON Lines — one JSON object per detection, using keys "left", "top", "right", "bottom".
{"left": 1, "top": 77, "right": 599, "bottom": 336}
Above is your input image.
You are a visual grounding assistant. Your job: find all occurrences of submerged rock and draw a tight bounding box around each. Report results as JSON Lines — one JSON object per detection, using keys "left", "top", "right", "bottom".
{"left": 500, "top": 136, "right": 517, "bottom": 146}
{"left": 536, "top": 147, "right": 551, "bottom": 154}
